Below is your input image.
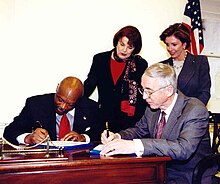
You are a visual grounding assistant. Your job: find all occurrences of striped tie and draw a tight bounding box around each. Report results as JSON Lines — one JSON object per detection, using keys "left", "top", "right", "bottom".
{"left": 156, "top": 112, "right": 166, "bottom": 139}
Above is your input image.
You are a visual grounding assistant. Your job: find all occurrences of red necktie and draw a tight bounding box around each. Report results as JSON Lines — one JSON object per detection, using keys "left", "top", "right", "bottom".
{"left": 59, "top": 114, "right": 70, "bottom": 140}
{"left": 156, "top": 112, "right": 166, "bottom": 139}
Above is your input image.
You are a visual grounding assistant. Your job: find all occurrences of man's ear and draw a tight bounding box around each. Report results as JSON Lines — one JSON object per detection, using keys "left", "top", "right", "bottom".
{"left": 166, "top": 84, "right": 174, "bottom": 97}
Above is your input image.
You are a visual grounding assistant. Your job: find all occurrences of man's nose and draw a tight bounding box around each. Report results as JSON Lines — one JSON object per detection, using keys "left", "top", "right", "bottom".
{"left": 60, "top": 102, "right": 68, "bottom": 110}
{"left": 143, "top": 93, "right": 149, "bottom": 100}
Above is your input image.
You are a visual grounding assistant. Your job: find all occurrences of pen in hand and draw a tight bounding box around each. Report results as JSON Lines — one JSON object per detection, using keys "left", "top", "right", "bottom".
{"left": 35, "top": 120, "right": 48, "bottom": 137}
{"left": 36, "top": 120, "right": 43, "bottom": 128}
{"left": 32, "top": 121, "right": 43, "bottom": 133}
{"left": 106, "top": 121, "right": 109, "bottom": 138}
{"left": 28, "top": 121, "right": 48, "bottom": 144}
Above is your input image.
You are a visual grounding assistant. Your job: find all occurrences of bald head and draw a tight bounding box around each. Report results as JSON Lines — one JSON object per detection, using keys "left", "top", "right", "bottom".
{"left": 58, "top": 76, "right": 84, "bottom": 97}
{"left": 54, "top": 76, "right": 84, "bottom": 115}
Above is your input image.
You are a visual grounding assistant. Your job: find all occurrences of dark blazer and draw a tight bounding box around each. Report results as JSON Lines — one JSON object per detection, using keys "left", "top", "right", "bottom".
{"left": 161, "top": 52, "right": 211, "bottom": 105}
{"left": 3, "top": 93, "right": 100, "bottom": 144}
{"left": 119, "top": 91, "right": 215, "bottom": 183}
{"left": 84, "top": 50, "right": 148, "bottom": 132}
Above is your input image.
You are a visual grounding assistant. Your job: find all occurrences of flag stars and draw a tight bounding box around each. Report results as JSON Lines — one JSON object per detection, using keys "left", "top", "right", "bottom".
{"left": 183, "top": 0, "right": 204, "bottom": 54}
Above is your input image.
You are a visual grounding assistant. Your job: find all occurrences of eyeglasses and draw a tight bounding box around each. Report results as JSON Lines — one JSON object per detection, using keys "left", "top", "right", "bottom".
{"left": 138, "top": 85, "right": 169, "bottom": 98}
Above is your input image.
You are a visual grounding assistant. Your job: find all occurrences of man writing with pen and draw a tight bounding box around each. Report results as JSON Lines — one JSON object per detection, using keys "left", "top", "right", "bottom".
{"left": 3, "top": 76, "right": 101, "bottom": 145}
{"left": 100, "top": 63, "right": 216, "bottom": 183}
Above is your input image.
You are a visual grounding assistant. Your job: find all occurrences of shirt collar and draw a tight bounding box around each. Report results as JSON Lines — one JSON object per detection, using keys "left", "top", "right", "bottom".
{"left": 68, "top": 108, "right": 75, "bottom": 116}
{"left": 56, "top": 108, "right": 75, "bottom": 118}
{"left": 163, "top": 93, "right": 178, "bottom": 117}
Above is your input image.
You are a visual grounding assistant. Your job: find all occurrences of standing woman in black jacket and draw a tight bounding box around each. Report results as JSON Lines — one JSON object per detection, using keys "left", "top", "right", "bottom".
{"left": 84, "top": 25, "right": 148, "bottom": 133}
{"left": 160, "top": 23, "right": 211, "bottom": 105}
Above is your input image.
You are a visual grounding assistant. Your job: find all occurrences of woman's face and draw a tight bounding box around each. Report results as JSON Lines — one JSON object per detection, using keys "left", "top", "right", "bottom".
{"left": 116, "top": 36, "right": 135, "bottom": 60}
{"left": 165, "top": 35, "right": 186, "bottom": 60}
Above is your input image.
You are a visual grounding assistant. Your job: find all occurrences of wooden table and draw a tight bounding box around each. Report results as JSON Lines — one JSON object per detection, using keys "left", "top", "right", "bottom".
{"left": 0, "top": 144, "right": 171, "bottom": 184}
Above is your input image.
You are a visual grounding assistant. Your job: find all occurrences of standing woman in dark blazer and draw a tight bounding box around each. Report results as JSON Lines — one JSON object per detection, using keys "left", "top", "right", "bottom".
{"left": 84, "top": 25, "right": 148, "bottom": 133}
{"left": 160, "top": 23, "right": 211, "bottom": 105}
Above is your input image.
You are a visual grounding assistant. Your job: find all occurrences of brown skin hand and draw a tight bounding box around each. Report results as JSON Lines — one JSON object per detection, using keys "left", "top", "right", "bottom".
{"left": 25, "top": 128, "right": 48, "bottom": 144}
{"left": 60, "top": 131, "right": 86, "bottom": 142}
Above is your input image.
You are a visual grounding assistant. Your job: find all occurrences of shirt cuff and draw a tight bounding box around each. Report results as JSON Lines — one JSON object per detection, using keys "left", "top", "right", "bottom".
{"left": 16, "top": 133, "right": 31, "bottom": 144}
{"left": 133, "top": 139, "right": 144, "bottom": 157}
{"left": 82, "top": 134, "right": 90, "bottom": 143}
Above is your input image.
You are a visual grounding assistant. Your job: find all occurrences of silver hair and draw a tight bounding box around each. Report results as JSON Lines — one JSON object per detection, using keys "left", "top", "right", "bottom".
{"left": 143, "top": 63, "right": 177, "bottom": 93}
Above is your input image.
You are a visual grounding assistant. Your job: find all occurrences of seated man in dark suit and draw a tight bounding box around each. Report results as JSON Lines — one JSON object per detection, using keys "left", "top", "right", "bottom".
{"left": 4, "top": 76, "right": 100, "bottom": 145}
{"left": 101, "top": 63, "right": 216, "bottom": 184}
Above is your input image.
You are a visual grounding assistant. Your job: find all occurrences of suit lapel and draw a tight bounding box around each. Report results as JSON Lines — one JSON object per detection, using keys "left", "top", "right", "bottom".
{"left": 178, "top": 53, "right": 196, "bottom": 90}
{"left": 49, "top": 110, "right": 57, "bottom": 140}
{"left": 161, "top": 91, "right": 185, "bottom": 138}
{"left": 73, "top": 98, "right": 89, "bottom": 132}
{"left": 106, "top": 53, "right": 115, "bottom": 87}
{"left": 44, "top": 94, "right": 57, "bottom": 141}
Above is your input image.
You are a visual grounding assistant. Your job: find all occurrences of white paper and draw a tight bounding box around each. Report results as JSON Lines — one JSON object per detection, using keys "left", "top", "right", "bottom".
{"left": 40, "top": 141, "right": 89, "bottom": 147}
{"left": 92, "top": 144, "right": 103, "bottom": 151}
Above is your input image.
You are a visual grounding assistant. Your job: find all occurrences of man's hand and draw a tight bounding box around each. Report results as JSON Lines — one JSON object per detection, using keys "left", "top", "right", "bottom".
{"left": 60, "top": 131, "right": 86, "bottom": 142}
{"left": 101, "top": 130, "right": 120, "bottom": 144}
{"left": 100, "top": 139, "right": 136, "bottom": 156}
{"left": 25, "top": 128, "right": 48, "bottom": 144}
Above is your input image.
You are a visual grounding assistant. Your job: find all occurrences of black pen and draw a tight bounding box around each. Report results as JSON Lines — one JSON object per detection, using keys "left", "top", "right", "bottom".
{"left": 32, "top": 121, "right": 43, "bottom": 133}
{"left": 106, "top": 121, "right": 109, "bottom": 138}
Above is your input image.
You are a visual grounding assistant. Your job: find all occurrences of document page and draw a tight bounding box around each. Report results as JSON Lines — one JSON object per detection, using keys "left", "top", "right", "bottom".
{"left": 39, "top": 141, "right": 92, "bottom": 150}
{"left": 41, "top": 141, "right": 89, "bottom": 147}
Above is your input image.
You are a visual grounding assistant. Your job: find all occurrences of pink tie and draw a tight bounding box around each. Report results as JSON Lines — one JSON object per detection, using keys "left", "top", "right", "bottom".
{"left": 156, "top": 112, "right": 166, "bottom": 139}
{"left": 59, "top": 114, "right": 70, "bottom": 140}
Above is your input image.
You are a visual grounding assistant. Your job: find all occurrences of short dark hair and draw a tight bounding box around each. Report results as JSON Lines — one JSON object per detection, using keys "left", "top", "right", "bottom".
{"left": 160, "top": 23, "right": 190, "bottom": 49}
{"left": 113, "top": 25, "right": 142, "bottom": 55}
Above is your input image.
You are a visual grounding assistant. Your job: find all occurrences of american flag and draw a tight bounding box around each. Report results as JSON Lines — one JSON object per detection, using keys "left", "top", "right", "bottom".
{"left": 182, "top": 0, "right": 204, "bottom": 55}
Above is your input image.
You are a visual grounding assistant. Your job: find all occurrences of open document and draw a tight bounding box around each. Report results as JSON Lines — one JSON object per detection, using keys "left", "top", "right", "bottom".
{"left": 39, "top": 141, "right": 92, "bottom": 150}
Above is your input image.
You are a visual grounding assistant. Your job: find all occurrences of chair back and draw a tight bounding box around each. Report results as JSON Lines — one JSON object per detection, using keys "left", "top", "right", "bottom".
{"left": 209, "top": 112, "right": 220, "bottom": 154}
{"left": 192, "top": 112, "right": 220, "bottom": 184}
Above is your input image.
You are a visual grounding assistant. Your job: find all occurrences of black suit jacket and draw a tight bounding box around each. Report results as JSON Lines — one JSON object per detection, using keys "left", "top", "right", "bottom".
{"left": 161, "top": 52, "right": 211, "bottom": 105}
{"left": 84, "top": 50, "right": 148, "bottom": 132}
{"left": 3, "top": 93, "right": 100, "bottom": 144}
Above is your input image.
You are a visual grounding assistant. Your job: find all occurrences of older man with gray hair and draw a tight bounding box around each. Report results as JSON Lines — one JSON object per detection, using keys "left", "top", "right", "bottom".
{"left": 101, "top": 63, "right": 216, "bottom": 184}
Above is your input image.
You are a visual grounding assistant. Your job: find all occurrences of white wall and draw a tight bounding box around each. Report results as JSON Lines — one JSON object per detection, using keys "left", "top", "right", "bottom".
{"left": 201, "top": 0, "right": 220, "bottom": 112}
{"left": 0, "top": 0, "right": 187, "bottom": 135}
